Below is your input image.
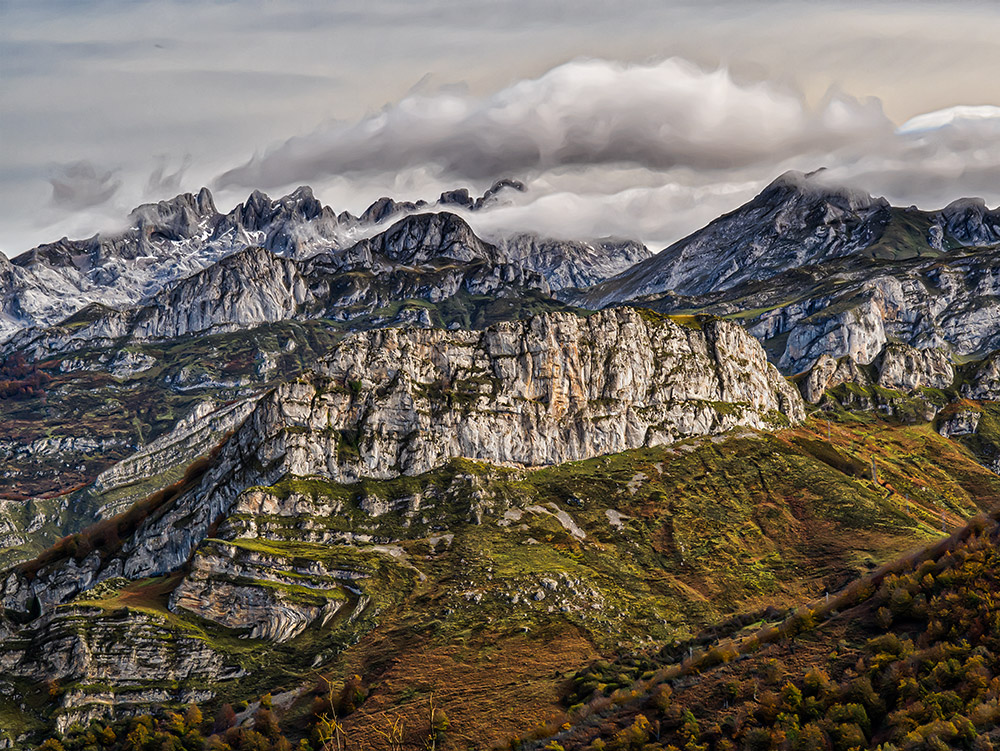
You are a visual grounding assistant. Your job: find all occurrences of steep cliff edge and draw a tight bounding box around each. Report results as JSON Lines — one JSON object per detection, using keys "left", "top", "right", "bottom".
{"left": 1, "top": 307, "right": 803, "bottom": 617}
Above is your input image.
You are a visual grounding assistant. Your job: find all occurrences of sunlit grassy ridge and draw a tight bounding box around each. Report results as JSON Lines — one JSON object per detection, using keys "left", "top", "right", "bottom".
{"left": 530, "top": 509, "right": 1000, "bottom": 751}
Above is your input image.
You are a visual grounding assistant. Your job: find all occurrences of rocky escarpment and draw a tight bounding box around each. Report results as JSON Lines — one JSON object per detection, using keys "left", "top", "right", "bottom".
{"left": 1, "top": 307, "right": 803, "bottom": 617}
{"left": 169, "top": 540, "right": 349, "bottom": 642}
{"left": 91, "top": 398, "right": 258, "bottom": 518}
{"left": 962, "top": 350, "right": 1000, "bottom": 401}
{"left": 0, "top": 583, "right": 243, "bottom": 732}
{"left": 628, "top": 243, "right": 1000, "bottom": 374}
{"left": 874, "top": 343, "right": 954, "bottom": 392}
{"left": 283, "top": 308, "right": 803, "bottom": 480}
{"left": 766, "top": 249, "right": 1000, "bottom": 372}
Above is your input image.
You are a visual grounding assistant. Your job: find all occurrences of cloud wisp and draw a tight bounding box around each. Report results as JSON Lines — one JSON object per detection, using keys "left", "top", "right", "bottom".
{"left": 49, "top": 161, "right": 121, "bottom": 211}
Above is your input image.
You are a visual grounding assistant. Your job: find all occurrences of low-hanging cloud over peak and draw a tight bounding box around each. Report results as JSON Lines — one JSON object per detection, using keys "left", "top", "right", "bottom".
{"left": 209, "top": 55, "right": 1000, "bottom": 252}
{"left": 8, "top": 1, "right": 1000, "bottom": 257}
{"left": 215, "top": 58, "right": 893, "bottom": 191}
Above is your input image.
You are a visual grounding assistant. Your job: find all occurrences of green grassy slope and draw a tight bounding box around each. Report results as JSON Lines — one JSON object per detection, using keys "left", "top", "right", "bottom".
{"left": 12, "top": 410, "right": 1000, "bottom": 749}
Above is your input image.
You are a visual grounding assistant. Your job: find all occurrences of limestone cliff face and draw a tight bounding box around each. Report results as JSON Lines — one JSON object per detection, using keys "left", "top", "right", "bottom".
{"left": 766, "top": 255, "right": 1000, "bottom": 373}
{"left": 1, "top": 307, "right": 803, "bottom": 616}
{"left": 113, "top": 309, "right": 800, "bottom": 587}
{"left": 874, "top": 343, "right": 954, "bottom": 392}
{"left": 282, "top": 308, "right": 803, "bottom": 480}
{"left": 801, "top": 354, "right": 868, "bottom": 404}
{"left": 800, "top": 342, "right": 955, "bottom": 405}
{"left": 963, "top": 351, "right": 1000, "bottom": 401}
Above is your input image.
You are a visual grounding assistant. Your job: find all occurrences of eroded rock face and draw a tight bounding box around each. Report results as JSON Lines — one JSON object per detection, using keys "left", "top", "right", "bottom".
{"left": 769, "top": 258, "right": 1000, "bottom": 373}
{"left": 963, "top": 352, "right": 1000, "bottom": 401}
{"left": 799, "top": 342, "right": 955, "bottom": 405}
{"left": 2, "top": 307, "right": 803, "bottom": 616}
{"left": 938, "top": 409, "right": 982, "bottom": 438}
{"left": 801, "top": 354, "right": 868, "bottom": 404}
{"left": 291, "top": 308, "right": 803, "bottom": 480}
{"left": 0, "top": 600, "right": 243, "bottom": 730}
{"left": 778, "top": 294, "right": 891, "bottom": 374}
{"left": 0, "top": 606, "right": 240, "bottom": 682}
{"left": 170, "top": 542, "right": 346, "bottom": 642}
{"left": 876, "top": 343, "right": 954, "bottom": 391}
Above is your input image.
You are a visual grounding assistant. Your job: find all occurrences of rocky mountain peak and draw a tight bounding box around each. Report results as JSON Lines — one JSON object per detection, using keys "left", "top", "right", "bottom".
{"left": 363, "top": 211, "right": 499, "bottom": 265}
{"left": 358, "top": 196, "right": 427, "bottom": 225}
{"left": 479, "top": 177, "right": 526, "bottom": 206}
{"left": 761, "top": 169, "right": 886, "bottom": 214}
{"left": 227, "top": 189, "right": 275, "bottom": 231}
{"left": 499, "top": 233, "right": 651, "bottom": 291}
{"left": 571, "top": 170, "right": 893, "bottom": 307}
{"left": 354, "top": 178, "right": 527, "bottom": 227}
{"left": 438, "top": 187, "right": 474, "bottom": 208}
{"left": 943, "top": 196, "right": 989, "bottom": 213}
{"left": 10, "top": 236, "right": 100, "bottom": 270}
{"left": 936, "top": 197, "right": 1000, "bottom": 247}
{"left": 130, "top": 188, "right": 220, "bottom": 243}
{"left": 131, "top": 187, "right": 217, "bottom": 221}
{"left": 437, "top": 178, "right": 527, "bottom": 211}
{"left": 271, "top": 185, "right": 328, "bottom": 223}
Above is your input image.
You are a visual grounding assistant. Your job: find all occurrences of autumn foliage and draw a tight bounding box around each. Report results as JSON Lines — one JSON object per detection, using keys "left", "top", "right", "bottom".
{"left": 0, "top": 351, "right": 50, "bottom": 400}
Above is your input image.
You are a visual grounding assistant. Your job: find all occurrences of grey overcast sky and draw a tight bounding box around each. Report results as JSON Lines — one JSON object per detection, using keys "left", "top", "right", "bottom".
{"left": 4, "top": 0, "right": 1000, "bottom": 255}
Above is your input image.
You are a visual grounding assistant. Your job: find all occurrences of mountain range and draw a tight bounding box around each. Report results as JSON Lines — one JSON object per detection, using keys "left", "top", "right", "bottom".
{"left": 0, "top": 179, "right": 648, "bottom": 347}
{"left": 2, "top": 171, "right": 1000, "bottom": 749}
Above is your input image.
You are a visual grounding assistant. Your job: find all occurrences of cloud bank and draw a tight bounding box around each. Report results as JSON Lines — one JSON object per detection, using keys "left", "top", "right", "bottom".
{"left": 49, "top": 161, "right": 121, "bottom": 210}
{"left": 213, "top": 57, "right": 1000, "bottom": 250}
{"left": 217, "top": 58, "right": 892, "bottom": 189}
